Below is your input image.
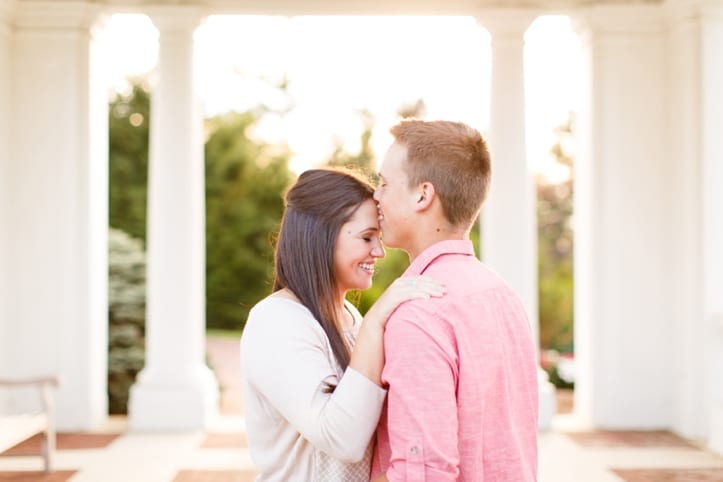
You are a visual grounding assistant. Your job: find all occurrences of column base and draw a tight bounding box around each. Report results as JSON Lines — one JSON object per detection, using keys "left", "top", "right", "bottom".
{"left": 538, "top": 367, "right": 557, "bottom": 431}
{"left": 709, "top": 402, "right": 723, "bottom": 456}
{"left": 128, "top": 367, "right": 219, "bottom": 431}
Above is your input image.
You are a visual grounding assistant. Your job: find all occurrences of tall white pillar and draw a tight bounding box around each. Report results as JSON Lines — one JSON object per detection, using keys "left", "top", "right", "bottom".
{"left": 480, "top": 10, "right": 539, "bottom": 350}
{"left": 667, "top": 0, "right": 723, "bottom": 455}
{"left": 477, "top": 10, "right": 556, "bottom": 430}
{"left": 0, "top": 0, "right": 11, "bottom": 372}
{"left": 129, "top": 6, "right": 218, "bottom": 431}
{"left": 701, "top": 8, "right": 723, "bottom": 457}
{"left": 572, "top": 5, "right": 670, "bottom": 429}
{"left": 5, "top": 1, "right": 108, "bottom": 429}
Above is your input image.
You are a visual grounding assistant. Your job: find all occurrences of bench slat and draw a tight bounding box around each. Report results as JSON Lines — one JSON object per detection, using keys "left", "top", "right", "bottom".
{"left": 0, "top": 414, "right": 48, "bottom": 452}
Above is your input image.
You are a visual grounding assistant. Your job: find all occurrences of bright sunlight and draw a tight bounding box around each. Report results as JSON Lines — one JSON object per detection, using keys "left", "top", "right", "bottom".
{"left": 102, "top": 14, "right": 580, "bottom": 178}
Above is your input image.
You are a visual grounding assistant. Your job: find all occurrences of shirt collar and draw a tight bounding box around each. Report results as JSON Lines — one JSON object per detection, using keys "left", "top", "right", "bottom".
{"left": 405, "top": 239, "right": 476, "bottom": 276}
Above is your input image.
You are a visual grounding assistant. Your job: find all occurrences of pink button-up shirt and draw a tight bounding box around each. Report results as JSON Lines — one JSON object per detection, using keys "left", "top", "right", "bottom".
{"left": 371, "top": 240, "right": 538, "bottom": 481}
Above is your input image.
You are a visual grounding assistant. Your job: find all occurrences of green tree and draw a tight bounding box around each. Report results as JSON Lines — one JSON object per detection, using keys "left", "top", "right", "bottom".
{"left": 109, "top": 79, "right": 151, "bottom": 241}
{"left": 109, "top": 79, "right": 295, "bottom": 332}
{"left": 204, "top": 111, "right": 294, "bottom": 331}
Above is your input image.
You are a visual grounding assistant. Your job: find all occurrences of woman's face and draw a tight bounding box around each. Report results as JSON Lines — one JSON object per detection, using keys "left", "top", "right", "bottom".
{"left": 333, "top": 198, "right": 386, "bottom": 294}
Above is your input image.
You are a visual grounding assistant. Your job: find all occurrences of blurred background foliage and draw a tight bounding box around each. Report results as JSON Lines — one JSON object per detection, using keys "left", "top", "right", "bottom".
{"left": 107, "top": 227, "right": 146, "bottom": 414}
{"left": 109, "top": 79, "right": 150, "bottom": 242}
{"left": 109, "top": 79, "right": 295, "bottom": 332}
{"left": 537, "top": 118, "right": 575, "bottom": 388}
{"left": 537, "top": 118, "right": 574, "bottom": 355}
{"left": 108, "top": 78, "right": 575, "bottom": 412}
{"left": 204, "top": 111, "right": 294, "bottom": 330}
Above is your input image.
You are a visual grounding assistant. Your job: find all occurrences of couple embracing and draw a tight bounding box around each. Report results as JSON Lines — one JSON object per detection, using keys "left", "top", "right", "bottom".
{"left": 241, "top": 119, "right": 539, "bottom": 482}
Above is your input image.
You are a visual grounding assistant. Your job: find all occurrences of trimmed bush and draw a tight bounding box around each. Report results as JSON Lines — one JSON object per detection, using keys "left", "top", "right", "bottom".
{"left": 108, "top": 228, "right": 146, "bottom": 414}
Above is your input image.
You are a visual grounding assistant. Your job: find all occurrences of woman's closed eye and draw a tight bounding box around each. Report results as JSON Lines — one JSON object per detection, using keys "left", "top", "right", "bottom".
{"left": 361, "top": 232, "right": 380, "bottom": 243}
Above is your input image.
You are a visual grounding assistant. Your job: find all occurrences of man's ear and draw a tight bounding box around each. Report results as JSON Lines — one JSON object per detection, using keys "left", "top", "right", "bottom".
{"left": 414, "top": 182, "right": 435, "bottom": 212}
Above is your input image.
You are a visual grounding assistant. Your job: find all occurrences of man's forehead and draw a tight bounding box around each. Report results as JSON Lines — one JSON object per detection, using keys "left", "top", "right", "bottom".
{"left": 388, "top": 141, "right": 407, "bottom": 157}
{"left": 381, "top": 143, "right": 407, "bottom": 171}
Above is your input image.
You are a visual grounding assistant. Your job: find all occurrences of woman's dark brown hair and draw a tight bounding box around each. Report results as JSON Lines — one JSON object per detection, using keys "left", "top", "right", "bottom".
{"left": 273, "top": 168, "right": 375, "bottom": 371}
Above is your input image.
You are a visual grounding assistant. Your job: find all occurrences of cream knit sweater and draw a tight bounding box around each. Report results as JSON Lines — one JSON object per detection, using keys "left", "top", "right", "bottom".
{"left": 241, "top": 296, "right": 387, "bottom": 481}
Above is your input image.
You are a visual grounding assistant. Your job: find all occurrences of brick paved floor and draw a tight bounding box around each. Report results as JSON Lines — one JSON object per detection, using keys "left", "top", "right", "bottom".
{"left": 172, "top": 470, "right": 258, "bottom": 482}
{"left": 613, "top": 468, "right": 723, "bottom": 481}
{"left": 568, "top": 430, "right": 700, "bottom": 449}
{"left": 0, "top": 471, "right": 77, "bottom": 481}
{"left": 3, "top": 434, "right": 120, "bottom": 455}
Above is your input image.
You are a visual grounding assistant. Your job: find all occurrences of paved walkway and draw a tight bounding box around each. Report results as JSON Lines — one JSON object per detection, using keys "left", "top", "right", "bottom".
{"left": 1, "top": 335, "right": 722, "bottom": 481}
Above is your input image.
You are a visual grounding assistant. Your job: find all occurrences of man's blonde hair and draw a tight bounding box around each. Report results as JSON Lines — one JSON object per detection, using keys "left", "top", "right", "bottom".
{"left": 390, "top": 119, "right": 491, "bottom": 228}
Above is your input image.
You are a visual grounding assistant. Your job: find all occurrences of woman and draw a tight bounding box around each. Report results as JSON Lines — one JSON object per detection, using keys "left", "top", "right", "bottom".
{"left": 241, "top": 168, "right": 443, "bottom": 481}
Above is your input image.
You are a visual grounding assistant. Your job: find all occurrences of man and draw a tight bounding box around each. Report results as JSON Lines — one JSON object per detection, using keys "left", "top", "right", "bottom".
{"left": 370, "top": 119, "right": 538, "bottom": 481}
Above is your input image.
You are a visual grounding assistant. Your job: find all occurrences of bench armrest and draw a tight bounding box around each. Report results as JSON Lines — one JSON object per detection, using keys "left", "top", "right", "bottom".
{"left": 0, "top": 377, "right": 59, "bottom": 388}
{"left": 0, "top": 376, "right": 59, "bottom": 471}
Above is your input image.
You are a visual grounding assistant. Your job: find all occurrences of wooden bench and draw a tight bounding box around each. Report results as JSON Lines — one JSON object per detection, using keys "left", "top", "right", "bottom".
{"left": 0, "top": 377, "right": 58, "bottom": 472}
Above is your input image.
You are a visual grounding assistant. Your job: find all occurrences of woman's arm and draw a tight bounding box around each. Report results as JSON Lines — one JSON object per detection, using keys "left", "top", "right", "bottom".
{"left": 348, "top": 276, "right": 445, "bottom": 386}
{"left": 242, "top": 281, "right": 443, "bottom": 463}
{"left": 243, "top": 300, "right": 382, "bottom": 462}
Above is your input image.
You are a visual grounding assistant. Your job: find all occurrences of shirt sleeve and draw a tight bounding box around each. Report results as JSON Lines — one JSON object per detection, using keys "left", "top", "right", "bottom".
{"left": 381, "top": 303, "right": 460, "bottom": 481}
{"left": 242, "top": 300, "right": 387, "bottom": 463}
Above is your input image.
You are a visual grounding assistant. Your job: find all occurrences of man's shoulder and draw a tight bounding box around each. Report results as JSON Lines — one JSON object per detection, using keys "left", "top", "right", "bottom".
{"left": 422, "top": 255, "right": 517, "bottom": 300}
{"left": 385, "top": 297, "right": 453, "bottom": 341}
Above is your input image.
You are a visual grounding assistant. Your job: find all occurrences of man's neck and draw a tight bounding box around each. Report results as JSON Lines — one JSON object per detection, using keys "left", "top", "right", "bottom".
{"left": 406, "top": 224, "right": 469, "bottom": 261}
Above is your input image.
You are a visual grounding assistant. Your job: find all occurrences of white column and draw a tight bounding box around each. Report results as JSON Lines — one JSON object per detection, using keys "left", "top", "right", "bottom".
{"left": 572, "top": 5, "right": 669, "bottom": 428}
{"left": 129, "top": 6, "right": 218, "bottom": 431}
{"left": 480, "top": 11, "right": 538, "bottom": 342}
{"left": 6, "top": 1, "right": 108, "bottom": 429}
{"left": 666, "top": 5, "right": 705, "bottom": 442}
{"left": 477, "top": 10, "right": 556, "bottom": 430}
{"left": 701, "top": 8, "right": 723, "bottom": 456}
{"left": 667, "top": 0, "right": 723, "bottom": 455}
{"left": 0, "top": 0, "right": 11, "bottom": 377}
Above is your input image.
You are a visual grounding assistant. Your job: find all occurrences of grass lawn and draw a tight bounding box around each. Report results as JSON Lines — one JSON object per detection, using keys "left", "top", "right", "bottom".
{"left": 206, "top": 328, "right": 242, "bottom": 339}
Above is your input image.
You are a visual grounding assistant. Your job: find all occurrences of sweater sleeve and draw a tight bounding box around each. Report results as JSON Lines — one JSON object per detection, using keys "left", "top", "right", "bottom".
{"left": 241, "top": 298, "right": 387, "bottom": 463}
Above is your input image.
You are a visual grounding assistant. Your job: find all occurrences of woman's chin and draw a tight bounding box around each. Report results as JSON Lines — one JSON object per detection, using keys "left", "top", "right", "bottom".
{"left": 354, "top": 279, "right": 374, "bottom": 291}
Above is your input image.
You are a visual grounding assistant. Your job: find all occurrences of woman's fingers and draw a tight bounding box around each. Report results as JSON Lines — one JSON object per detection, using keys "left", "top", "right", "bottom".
{"left": 391, "top": 276, "right": 446, "bottom": 298}
{"left": 364, "top": 276, "right": 447, "bottom": 330}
